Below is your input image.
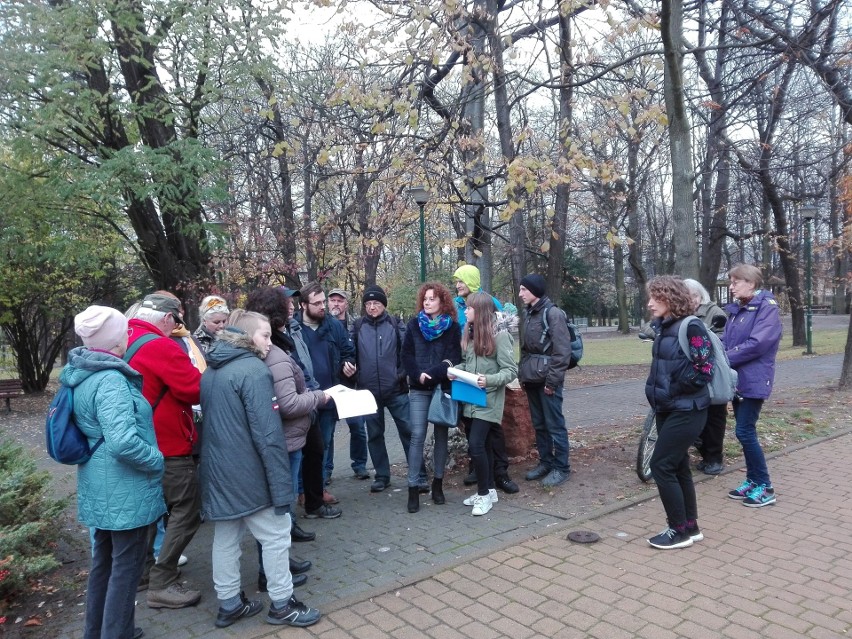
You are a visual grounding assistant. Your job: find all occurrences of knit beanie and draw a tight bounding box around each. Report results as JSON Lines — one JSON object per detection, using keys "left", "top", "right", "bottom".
{"left": 520, "top": 274, "right": 546, "bottom": 299}
{"left": 452, "top": 264, "right": 481, "bottom": 292}
{"left": 363, "top": 285, "right": 388, "bottom": 307}
{"left": 75, "top": 305, "right": 128, "bottom": 351}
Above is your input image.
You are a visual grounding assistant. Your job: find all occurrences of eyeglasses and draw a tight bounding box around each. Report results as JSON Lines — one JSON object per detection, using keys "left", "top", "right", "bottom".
{"left": 306, "top": 300, "right": 326, "bottom": 307}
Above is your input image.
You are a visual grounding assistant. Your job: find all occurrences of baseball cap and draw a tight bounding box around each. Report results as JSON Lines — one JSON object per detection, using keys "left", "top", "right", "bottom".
{"left": 328, "top": 288, "right": 350, "bottom": 301}
{"left": 141, "top": 293, "right": 183, "bottom": 325}
{"left": 281, "top": 287, "right": 301, "bottom": 298}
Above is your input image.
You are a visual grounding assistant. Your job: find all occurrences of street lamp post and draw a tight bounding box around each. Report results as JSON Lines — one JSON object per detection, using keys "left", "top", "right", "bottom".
{"left": 409, "top": 186, "right": 429, "bottom": 283}
{"left": 801, "top": 205, "right": 818, "bottom": 355}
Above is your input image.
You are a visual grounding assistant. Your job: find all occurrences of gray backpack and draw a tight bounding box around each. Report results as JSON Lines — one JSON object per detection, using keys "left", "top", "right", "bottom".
{"left": 677, "top": 316, "right": 738, "bottom": 405}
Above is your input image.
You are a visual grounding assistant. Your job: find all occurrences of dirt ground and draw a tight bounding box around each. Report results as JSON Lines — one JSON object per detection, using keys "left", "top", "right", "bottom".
{"left": 1, "top": 362, "right": 849, "bottom": 637}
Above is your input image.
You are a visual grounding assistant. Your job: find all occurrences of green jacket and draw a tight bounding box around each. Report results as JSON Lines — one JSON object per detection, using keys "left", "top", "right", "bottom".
{"left": 455, "top": 327, "right": 518, "bottom": 424}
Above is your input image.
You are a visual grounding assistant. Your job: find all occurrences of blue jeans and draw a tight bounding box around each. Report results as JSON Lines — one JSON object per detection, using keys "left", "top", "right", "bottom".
{"left": 651, "top": 409, "right": 706, "bottom": 526}
{"left": 407, "top": 389, "right": 449, "bottom": 487}
{"left": 733, "top": 397, "right": 771, "bottom": 486}
{"left": 366, "top": 393, "right": 421, "bottom": 483}
{"left": 85, "top": 525, "right": 149, "bottom": 639}
{"left": 347, "top": 417, "right": 368, "bottom": 473}
{"left": 317, "top": 409, "right": 338, "bottom": 484}
{"left": 526, "top": 385, "right": 570, "bottom": 473}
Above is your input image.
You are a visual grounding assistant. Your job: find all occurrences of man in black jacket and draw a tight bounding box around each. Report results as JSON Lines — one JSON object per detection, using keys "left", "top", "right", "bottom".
{"left": 297, "top": 282, "right": 357, "bottom": 513}
{"left": 352, "top": 285, "right": 424, "bottom": 493}
{"left": 518, "top": 274, "right": 571, "bottom": 488}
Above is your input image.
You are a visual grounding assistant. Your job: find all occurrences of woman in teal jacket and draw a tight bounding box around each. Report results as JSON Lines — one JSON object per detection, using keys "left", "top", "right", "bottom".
{"left": 63, "top": 305, "right": 165, "bottom": 639}
{"left": 450, "top": 293, "right": 518, "bottom": 516}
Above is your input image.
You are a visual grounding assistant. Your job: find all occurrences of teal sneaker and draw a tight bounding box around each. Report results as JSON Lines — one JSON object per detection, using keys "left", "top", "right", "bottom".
{"left": 728, "top": 479, "right": 757, "bottom": 500}
{"left": 743, "top": 484, "right": 776, "bottom": 508}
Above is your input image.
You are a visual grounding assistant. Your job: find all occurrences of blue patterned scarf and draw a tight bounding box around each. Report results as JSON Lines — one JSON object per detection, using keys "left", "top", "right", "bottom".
{"left": 418, "top": 311, "right": 452, "bottom": 341}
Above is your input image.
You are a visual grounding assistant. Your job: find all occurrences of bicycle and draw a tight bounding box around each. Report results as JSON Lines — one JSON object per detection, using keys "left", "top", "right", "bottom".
{"left": 635, "top": 408, "right": 656, "bottom": 482}
{"left": 633, "top": 323, "right": 658, "bottom": 482}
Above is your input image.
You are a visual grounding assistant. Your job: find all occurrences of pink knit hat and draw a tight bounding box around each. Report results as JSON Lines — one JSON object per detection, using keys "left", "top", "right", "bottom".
{"left": 74, "top": 305, "right": 128, "bottom": 351}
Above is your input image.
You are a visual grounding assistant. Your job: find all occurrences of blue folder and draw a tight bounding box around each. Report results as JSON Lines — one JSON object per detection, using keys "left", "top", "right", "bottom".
{"left": 451, "top": 380, "right": 487, "bottom": 407}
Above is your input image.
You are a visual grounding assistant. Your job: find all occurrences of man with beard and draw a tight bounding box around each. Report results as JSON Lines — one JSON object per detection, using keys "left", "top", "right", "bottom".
{"left": 297, "top": 283, "right": 357, "bottom": 514}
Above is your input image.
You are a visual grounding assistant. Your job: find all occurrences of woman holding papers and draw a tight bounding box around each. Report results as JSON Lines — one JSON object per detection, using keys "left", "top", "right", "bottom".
{"left": 402, "top": 282, "right": 462, "bottom": 512}
{"left": 449, "top": 293, "right": 518, "bottom": 516}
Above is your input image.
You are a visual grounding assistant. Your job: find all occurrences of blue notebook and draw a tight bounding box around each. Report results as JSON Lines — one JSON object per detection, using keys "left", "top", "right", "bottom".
{"left": 451, "top": 380, "right": 487, "bottom": 407}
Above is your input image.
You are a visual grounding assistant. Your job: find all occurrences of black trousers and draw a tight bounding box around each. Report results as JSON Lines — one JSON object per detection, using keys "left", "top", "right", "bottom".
{"left": 301, "top": 416, "right": 326, "bottom": 513}
{"left": 697, "top": 403, "right": 728, "bottom": 464}
{"left": 651, "top": 409, "right": 707, "bottom": 527}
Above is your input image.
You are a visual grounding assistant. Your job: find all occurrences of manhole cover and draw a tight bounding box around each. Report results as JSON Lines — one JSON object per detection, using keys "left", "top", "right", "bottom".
{"left": 567, "top": 530, "right": 600, "bottom": 543}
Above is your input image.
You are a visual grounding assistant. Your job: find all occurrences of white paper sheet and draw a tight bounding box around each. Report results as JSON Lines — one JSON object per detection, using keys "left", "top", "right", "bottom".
{"left": 324, "top": 385, "right": 378, "bottom": 420}
{"left": 446, "top": 367, "right": 480, "bottom": 387}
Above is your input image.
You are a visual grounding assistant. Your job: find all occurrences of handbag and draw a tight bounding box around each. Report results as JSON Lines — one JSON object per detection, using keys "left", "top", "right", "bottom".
{"left": 428, "top": 387, "right": 459, "bottom": 428}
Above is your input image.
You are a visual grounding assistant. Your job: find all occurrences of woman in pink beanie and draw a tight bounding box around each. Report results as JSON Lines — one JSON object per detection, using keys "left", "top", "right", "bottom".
{"left": 64, "top": 305, "right": 165, "bottom": 639}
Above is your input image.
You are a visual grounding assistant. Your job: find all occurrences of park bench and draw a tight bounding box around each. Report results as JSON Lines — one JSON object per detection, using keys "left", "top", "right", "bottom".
{"left": 0, "top": 378, "right": 24, "bottom": 411}
{"left": 811, "top": 305, "right": 831, "bottom": 315}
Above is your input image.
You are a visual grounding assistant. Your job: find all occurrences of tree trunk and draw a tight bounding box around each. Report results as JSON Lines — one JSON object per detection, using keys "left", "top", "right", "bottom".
{"left": 661, "top": 0, "right": 699, "bottom": 278}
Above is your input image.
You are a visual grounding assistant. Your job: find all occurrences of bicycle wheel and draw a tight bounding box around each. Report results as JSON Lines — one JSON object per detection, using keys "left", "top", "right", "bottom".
{"left": 635, "top": 409, "right": 657, "bottom": 482}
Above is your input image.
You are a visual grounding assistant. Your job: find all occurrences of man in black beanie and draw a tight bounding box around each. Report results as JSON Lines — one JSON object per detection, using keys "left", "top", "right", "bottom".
{"left": 351, "top": 285, "right": 425, "bottom": 494}
{"left": 517, "top": 274, "right": 571, "bottom": 488}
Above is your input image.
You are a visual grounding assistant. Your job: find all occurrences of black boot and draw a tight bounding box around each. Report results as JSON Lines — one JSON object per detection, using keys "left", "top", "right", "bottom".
{"left": 431, "top": 478, "right": 445, "bottom": 505}
{"left": 407, "top": 487, "right": 420, "bottom": 513}
{"left": 463, "top": 460, "right": 478, "bottom": 486}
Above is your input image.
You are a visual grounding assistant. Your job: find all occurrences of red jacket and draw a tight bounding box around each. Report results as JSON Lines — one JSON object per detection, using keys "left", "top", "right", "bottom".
{"left": 127, "top": 319, "right": 202, "bottom": 457}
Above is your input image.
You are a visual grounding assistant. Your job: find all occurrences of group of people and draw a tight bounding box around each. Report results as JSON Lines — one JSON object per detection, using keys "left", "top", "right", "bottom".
{"left": 66, "top": 260, "right": 779, "bottom": 639}
{"left": 68, "top": 264, "right": 577, "bottom": 637}
{"left": 644, "top": 264, "right": 781, "bottom": 549}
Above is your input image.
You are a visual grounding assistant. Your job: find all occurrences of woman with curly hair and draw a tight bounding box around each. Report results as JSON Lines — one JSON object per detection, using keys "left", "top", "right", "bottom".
{"left": 401, "top": 282, "right": 462, "bottom": 513}
{"left": 644, "top": 276, "right": 714, "bottom": 549}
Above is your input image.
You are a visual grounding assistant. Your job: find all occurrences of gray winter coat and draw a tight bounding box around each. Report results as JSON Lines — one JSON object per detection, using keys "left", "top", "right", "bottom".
{"left": 199, "top": 329, "right": 293, "bottom": 521}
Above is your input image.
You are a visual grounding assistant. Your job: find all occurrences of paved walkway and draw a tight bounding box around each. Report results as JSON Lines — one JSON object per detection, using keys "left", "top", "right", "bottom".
{"left": 52, "top": 429, "right": 852, "bottom": 638}
{"left": 53, "top": 430, "right": 852, "bottom": 639}
{"left": 19, "top": 329, "right": 849, "bottom": 638}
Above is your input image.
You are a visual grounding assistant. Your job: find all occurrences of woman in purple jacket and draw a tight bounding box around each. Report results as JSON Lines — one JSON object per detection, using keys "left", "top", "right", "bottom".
{"left": 723, "top": 264, "right": 782, "bottom": 508}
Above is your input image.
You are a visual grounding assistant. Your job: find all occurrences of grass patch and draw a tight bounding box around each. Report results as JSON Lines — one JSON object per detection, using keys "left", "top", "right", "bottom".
{"left": 580, "top": 328, "right": 847, "bottom": 367}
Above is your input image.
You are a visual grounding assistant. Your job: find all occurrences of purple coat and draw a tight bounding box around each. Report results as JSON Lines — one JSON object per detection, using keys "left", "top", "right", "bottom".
{"left": 722, "top": 290, "right": 782, "bottom": 399}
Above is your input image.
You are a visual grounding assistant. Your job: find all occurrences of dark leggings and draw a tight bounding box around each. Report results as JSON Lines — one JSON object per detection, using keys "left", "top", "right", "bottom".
{"left": 301, "top": 416, "right": 325, "bottom": 513}
{"left": 650, "top": 409, "right": 707, "bottom": 527}
{"left": 467, "top": 417, "right": 497, "bottom": 496}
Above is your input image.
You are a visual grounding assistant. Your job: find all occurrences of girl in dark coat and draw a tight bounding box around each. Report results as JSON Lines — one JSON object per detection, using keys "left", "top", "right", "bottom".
{"left": 644, "top": 276, "right": 714, "bottom": 549}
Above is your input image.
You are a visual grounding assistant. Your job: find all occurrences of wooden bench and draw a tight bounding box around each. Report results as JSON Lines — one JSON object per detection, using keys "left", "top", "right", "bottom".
{"left": 0, "top": 379, "right": 24, "bottom": 411}
{"left": 811, "top": 305, "right": 831, "bottom": 315}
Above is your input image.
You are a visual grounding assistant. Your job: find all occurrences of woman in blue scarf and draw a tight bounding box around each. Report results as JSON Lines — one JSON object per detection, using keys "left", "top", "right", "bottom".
{"left": 402, "top": 282, "right": 462, "bottom": 512}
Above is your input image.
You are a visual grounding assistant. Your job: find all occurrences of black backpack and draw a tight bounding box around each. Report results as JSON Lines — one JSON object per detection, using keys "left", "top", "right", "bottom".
{"left": 540, "top": 305, "right": 584, "bottom": 369}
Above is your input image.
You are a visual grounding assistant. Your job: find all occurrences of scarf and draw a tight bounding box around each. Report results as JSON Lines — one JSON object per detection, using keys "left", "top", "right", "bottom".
{"left": 418, "top": 311, "right": 452, "bottom": 341}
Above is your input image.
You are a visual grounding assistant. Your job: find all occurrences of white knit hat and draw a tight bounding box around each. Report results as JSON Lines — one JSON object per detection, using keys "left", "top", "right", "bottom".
{"left": 74, "top": 305, "right": 128, "bottom": 351}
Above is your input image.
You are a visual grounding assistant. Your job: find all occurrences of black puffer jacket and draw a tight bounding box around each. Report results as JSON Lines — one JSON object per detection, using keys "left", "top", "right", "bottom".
{"left": 644, "top": 316, "right": 711, "bottom": 412}
{"left": 199, "top": 329, "right": 292, "bottom": 521}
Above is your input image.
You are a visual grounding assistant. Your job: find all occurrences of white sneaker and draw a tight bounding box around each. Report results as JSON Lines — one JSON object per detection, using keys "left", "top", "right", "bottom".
{"left": 463, "top": 488, "right": 498, "bottom": 506}
{"left": 471, "top": 494, "right": 492, "bottom": 516}
{"left": 155, "top": 554, "right": 188, "bottom": 567}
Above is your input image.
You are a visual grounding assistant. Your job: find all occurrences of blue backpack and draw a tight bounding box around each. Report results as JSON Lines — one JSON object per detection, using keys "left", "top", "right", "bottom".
{"left": 541, "top": 304, "right": 584, "bottom": 369}
{"left": 45, "top": 384, "right": 104, "bottom": 465}
{"left": 45, "top": 333, "right": 160, "bottom": 465}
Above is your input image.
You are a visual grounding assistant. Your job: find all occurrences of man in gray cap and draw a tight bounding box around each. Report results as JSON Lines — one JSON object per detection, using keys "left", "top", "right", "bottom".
{"left": 128, "top": 293, "right": 204, "bottom": 608}
{"left": 327, "top": 288, "right": 369, "bottom": 480}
